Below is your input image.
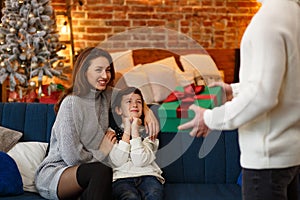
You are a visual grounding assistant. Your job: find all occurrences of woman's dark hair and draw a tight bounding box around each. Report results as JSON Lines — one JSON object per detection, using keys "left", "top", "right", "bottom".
{"left": 54, "top": 47, "right": 115, "bottom": 113}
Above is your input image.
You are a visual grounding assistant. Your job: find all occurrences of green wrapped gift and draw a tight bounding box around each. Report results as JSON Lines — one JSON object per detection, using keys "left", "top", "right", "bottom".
{"left": 158, "top": 84, "right": 222, "bottom": 132}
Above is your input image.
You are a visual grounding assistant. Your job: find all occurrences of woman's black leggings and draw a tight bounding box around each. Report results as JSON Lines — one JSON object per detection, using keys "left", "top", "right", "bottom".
{"left": 76, "top": 162, "right": 112, "bottom": 200}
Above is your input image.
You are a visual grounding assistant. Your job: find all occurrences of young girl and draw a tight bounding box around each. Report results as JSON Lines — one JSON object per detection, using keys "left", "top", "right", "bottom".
{"left": 109, "top": 87, "right": 164, "bottom": 200}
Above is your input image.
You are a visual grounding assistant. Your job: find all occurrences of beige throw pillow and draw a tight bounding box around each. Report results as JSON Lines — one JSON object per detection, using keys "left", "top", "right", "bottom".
{"left": 180, "top": 54, "right": 222, "bottom": 85}
{"left": 122, "top": 67, "right": 155, "bottom": 104}
{"left": 141, "top": 63, "right": 179, "bottom": 103}
{"left": 0, "top": 126, "right": 23, "bottom": 152}
{"left": 150, "top": 56, "right": 195, "bottom": 86}
{"left": 8, "top": 142, "right": 48, "bottom": 193}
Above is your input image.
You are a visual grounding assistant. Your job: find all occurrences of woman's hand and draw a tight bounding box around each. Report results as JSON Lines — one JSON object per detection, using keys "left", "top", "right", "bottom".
{"left": 99, "top": 130, "right": 116, "bottom": 157}
{"left": 143, "top": 105, "right": 159, "bottom": 140}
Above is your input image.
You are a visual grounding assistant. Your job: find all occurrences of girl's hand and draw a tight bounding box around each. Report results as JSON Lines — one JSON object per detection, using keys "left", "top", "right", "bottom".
{"left": 99, "top": 130, "right": 116, "bottom": 156}
{"left": 131, "top": 117, "right": 142, "bottom": 138}
{"left": 122, "top": 117, "right": 131, "bottom": 135}
{"left": 121, "top": 117, "right": 131, "bottom": 143}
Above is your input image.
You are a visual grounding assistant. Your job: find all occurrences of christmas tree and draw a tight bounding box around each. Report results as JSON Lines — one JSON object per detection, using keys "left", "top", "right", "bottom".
{"left": 0, "top": 0, "right": 65, "bottom": 92}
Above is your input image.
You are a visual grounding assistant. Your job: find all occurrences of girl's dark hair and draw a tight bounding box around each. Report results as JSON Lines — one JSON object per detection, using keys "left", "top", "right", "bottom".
{"left": 113, "top": 87, "right": 144, "bottom": 110}
{"left": 54, "top": 47, "right": 115, "bottom": 113}
{"left": 112, "top": 87, "right": 145, "bottom": 126}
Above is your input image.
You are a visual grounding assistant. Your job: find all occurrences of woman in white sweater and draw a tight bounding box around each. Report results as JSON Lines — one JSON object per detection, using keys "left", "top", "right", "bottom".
{"left": 179, "top": 0, "right": 300, "bottom": 199}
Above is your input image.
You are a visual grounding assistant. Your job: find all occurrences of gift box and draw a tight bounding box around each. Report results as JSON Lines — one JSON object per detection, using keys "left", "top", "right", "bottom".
{"left": 39, "top": 91, "right": 62, "bottom": 104}
{"left": 39, "top": 84, "right": 64, "bottom": 104}
{"left": 158, "top": 84, "right": 222, "bottom": 132}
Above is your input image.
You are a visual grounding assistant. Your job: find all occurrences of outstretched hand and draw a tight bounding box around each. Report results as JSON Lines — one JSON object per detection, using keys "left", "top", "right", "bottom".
{"left": 177, "top": 104, "right": 209, "bottom": 137}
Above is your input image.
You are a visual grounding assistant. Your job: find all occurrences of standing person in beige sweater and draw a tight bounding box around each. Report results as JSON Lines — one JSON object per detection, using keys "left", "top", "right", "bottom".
{"left": 179, "top": 0, "right": 300, "bottom": 199}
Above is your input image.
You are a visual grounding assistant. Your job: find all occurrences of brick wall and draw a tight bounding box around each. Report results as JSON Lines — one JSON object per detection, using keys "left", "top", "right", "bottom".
{"left": 51, "top": 0, "right": 261, "bottom": 84}
{"left": 52, "top": 0, "right": 260, "bottom": 52}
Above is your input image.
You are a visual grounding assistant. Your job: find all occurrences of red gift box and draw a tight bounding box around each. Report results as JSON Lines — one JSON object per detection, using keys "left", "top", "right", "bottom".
{"left": 39, "top": 84, "right": 64, "bottom": 104}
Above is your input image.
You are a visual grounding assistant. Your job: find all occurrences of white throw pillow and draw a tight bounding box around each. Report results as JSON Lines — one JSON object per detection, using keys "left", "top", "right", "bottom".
{"left": 111, "top": 50, "right": 136, "bottom": 86}
{"left": 180, "top": 54, "right": 222, "bottom": 85}
{"left": 150, "top": 56, "right": 181, "bottom": 73}
{"left": 122, "top": 67, "right": 154, "bottom": 104}
{"left": 150, "top": 56, "right": 195, "bottom": 86}
{"left": 175, "top": 69, "right": 196, "bottom": 87}
{"left": 141, "top": 63, "right": 179, "bottom": 103}
{"left": 110, "top": 50, "right": 135, "bottom": 71}
{"left": 7, "top": 142, "right": 48, "bottom": 193}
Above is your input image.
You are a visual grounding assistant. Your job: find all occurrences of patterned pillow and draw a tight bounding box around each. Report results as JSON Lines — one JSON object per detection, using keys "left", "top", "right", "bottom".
{"left": 0, "top": 126, "right": 23, "bottom": 152}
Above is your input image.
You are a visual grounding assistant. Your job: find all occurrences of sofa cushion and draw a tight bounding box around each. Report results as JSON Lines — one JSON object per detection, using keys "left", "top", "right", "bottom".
{"left": 0, "top": 192, "right": 45, "bottom": 200}
{"left": 0, "top": 126, "right": 22, "bottom": 152}
{"left": 237, "top": 172, "right": 242, "bottom": 186}
{"left": 23, "top": 104, "right": 55, "bottom": 142}
{"left": 0, "top": 103, "right": 55, "bottom": 143}
{"left": 0, "top": 152, "right": 23, "bottom": 196}
{"left": 157, "top": 130, "right": 241, "bottom": 184}
{"left": 164, "top": 183, "right": 242, "bottom": 200}
{"left": 0, "top": 103, "right": 27, "bottom": 134}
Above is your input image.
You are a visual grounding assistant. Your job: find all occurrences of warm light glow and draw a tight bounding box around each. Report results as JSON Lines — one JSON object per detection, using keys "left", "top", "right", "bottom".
{"left": 60, "top": 21, "right": 68, "bottom": 34}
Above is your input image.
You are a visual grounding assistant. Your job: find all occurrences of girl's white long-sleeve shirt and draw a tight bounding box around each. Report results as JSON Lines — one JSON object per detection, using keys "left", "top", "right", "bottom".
{"left": 204, "top": 0, "right": 300, "bottom": 169}
{"left": 109, "top": 137, "right": 165, "bottom": 183}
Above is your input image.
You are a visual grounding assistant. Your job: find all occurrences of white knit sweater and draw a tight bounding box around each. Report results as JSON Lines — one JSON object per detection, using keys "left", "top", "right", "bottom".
{"left": 109, "top": 137, "right": 165, "bottom": 183}
{"left": 204, "top": 0, "right": 300, "bottom": 169}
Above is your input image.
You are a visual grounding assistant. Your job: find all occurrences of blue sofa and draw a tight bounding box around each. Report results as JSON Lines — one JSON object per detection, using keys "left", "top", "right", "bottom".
{"left": 0, "top": 102, "right": 242, "bottom": 200}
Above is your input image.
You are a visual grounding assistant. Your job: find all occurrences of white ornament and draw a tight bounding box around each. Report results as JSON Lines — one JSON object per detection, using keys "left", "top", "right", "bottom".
{"left": 9, "top": 28, "right": 16, "bottom": 33}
